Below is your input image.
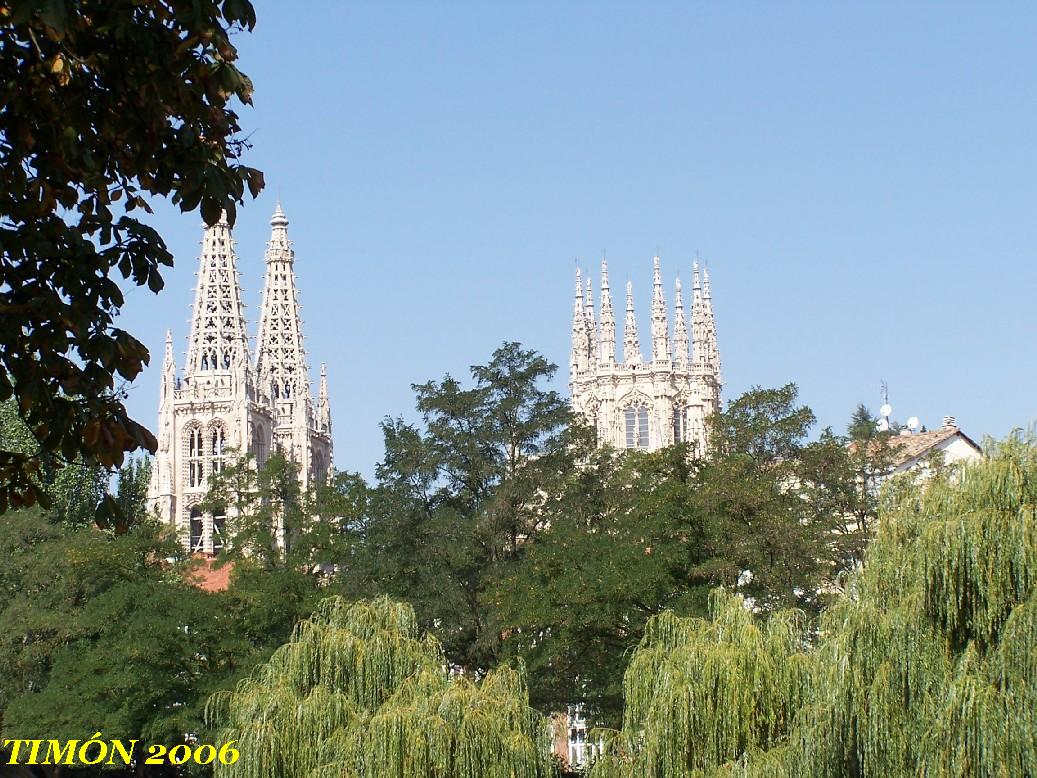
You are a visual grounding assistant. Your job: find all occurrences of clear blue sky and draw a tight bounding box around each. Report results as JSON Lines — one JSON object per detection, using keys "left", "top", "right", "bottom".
{"left": 121, "top": 2, "right": 1037, "bottom": 477}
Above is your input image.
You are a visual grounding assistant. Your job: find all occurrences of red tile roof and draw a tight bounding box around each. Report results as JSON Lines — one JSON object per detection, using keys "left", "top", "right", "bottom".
{"left": 185, "top": 555, "right": 234, "bottom": 593}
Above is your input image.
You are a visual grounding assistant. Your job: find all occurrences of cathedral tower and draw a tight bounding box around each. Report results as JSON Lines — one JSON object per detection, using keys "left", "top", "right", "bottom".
{"left": 148, "top": 206, "right": 333, "bottom": 554}
{"left": 569, "top": 255, "right": 722, "bottom": 453}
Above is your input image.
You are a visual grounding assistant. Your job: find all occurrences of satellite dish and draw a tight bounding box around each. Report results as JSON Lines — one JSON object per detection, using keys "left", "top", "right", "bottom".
{"left": 907, "top": 416, "right": 919, "bottom": 431}
{"left": 880, "top": 403, "right": 892, "bottom": 419}
{"left": 876, "top": 418, "right": 890, "bottom": 432}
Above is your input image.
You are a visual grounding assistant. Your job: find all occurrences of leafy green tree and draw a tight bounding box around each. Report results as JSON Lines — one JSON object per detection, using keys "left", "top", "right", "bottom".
{"left": 207, "top": 596, "right": 554, "bottom": 778}
{"left": 0, "top": 0, "right": 264, "bottom": 514}
{"left": 343, "top": 342, "right": 581, "bottom": 675}
{"left": 590, "top": 434, "right": 1037, "bottom": 777}
{"left": 497, "top": 385, "right": 870, "bottom": 725}
{"left": 495, "top": 445, "right": 709, "bottom": 724}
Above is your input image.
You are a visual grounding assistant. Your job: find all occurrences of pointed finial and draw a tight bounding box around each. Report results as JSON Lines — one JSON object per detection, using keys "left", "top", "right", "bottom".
{"left": 626, "top": 280, "right": 634, "bottom": 310}
{"left": 271, "top": 200, "right": 289, "bottom": 228}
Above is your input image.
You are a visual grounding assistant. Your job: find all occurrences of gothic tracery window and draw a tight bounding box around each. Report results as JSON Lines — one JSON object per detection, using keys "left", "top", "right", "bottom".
{"left": 624, "top": 405, "right": 650, "bottom": 449}
{"left": 673, "top": 405, "right": 688, "bottom": 444}
{"left": 212, "top": 510, "right": 226, "bottom": 554}
{"left": 189, "top": 506, "right": 204, "bottom": 552}
{"left": 210, "top": 424, "right": 226, "bottom": 475}
{"left": 187, "top": 426, "right": 204, "bottom": 487}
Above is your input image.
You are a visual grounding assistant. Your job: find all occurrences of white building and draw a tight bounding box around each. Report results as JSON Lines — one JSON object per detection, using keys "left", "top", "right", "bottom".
{"left": 878, "top": 416, "right": 982, "bottom": 477}
{"left": 147, "top": 206, "right": 332, "bottom": 554}
{"left": 570, "top": 256, "right": 721, "bottom": 453}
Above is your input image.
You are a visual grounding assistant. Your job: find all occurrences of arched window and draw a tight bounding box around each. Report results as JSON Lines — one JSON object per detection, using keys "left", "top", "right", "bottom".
{"left": 312, "top": 451, "right": 327, "bottom": 484}
{"left": 187, "top": 427, "right": 204, "bottom": 487}
{"left": 212, "top": 510, "right": 226, "bottom": 554}
{"left": 673, "top": 405, "right": 688, "bottom": 444}
{"left": 189, "top": 506, "right": 204, "bottom": 553}
{"left": 625, "top": 405, "right": 649, "bottom": 449}
{"left": 210, "top": 425, "right": 226, "bottom": 474}
{"left": 253, "top": 428, "right": 267, "bottom": 468}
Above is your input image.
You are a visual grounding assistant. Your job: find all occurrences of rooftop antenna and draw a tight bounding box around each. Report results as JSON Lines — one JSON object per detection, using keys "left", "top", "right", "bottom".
{"left": 878, "top": 380, "right": 892, "bottom": 432}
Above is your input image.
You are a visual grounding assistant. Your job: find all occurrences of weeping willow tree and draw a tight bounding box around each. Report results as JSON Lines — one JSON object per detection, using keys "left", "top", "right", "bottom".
{"left": 207, "top": 596, "right": 554, "bottom": 778}
{"left": 591, "top": 434, "right": 1037, "bottom": 777}
{"left": 587, "top": 590, "right": 816, "bottom": 777}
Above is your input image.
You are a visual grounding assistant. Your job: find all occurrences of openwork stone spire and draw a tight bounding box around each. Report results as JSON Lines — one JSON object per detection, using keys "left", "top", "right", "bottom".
{"left": 673, "top": 277, "right": 689, "bottom": 369}
{"left": 598, "top": 258, "right": 616, "bottom": 366}
{"left": 185, "top": 213, "right": 251, "bottom": 379}
{"left": 623, "top": 280, "right": 643, "bottom": 364}
{"left": 256, "top": 202, "right": 309, "bottom": 403}
{"left": 650, "top": 255, "right": 670, "bottom": 362}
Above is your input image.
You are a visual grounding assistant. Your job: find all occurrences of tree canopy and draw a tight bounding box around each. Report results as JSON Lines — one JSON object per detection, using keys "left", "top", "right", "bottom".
{"left": 207, "top": 596, "right": 554, "bottom": 778}
{"left": 0, "top": 0, "right": 263, "bottom": 515}
{"left": 590, "top": 434, "right": 1037, "bottom": 777}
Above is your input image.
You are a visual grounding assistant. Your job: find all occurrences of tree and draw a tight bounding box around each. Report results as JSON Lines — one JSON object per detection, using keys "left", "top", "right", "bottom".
{"left": 590, "top": 434, "right": 1037, "bottom": 777}
{"left": 588, "top": 591, "right": 813, "bottom": 777}
{"left": 494, "top": 445, "right": 710, "bottom": 724}
{"left": 496, "top": 385, "right": 875, "bottom": 725}
{"left": 207, "top": 596, "right": 555, "bottom": 778}
{"left": 342, "top": 342, "right": 582, "bottom": 675}
{"left": 0, "top": 0, "right": 264, "bottom": 515}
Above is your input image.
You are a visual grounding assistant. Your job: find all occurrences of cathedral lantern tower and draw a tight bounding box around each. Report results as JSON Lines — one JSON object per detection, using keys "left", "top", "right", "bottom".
{"left": 148, "top": 205, "right": 334, "bottom": 555}
{"left": 569, "top": 255, "right": 722, "bottom": 453}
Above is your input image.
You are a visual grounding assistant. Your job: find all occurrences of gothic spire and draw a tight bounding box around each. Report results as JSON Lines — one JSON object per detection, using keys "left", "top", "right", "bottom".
{"left": 673, "top": 277, "right": 689, "bottom": 369}
{"left": 702, "top": 265, "right": 721, "bottom": 383}
{"left": 650, "top": 255, "right": 670, "bottom": 362}
{"left": 185, "top": 213, "right": 251, "bottom": 379}
{"left": 598, "top": 258, "right": 616, "bottom": 366}
{"left": 256, "top": 203, "right": 310, "bottom": 404}
{"left": 570, "top": 267, "right": 589, "bottom": 375}
{"left": 318, "top": 362, "right": 331, "bottom": 434}
{"left": 623, "top": 280, "right": 643, "bottom": 364}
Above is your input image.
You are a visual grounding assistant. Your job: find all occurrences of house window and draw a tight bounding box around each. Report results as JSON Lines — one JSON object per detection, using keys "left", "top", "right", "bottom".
{"left": 625, "top": 405, "right": 649, "bottom": 449}
{"left": 189, "top": 507, "right": 204, "bottom": 553}
{"left": 187, "top": 427, "right": 204, "bottom": 487}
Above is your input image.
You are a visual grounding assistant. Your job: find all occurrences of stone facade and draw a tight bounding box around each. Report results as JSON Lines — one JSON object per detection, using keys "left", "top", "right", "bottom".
{"left": 147, "top": 206, "right": 332, "bottom": 553}
{"left": 570, "top": 256, "right": 721, "bottom": 453}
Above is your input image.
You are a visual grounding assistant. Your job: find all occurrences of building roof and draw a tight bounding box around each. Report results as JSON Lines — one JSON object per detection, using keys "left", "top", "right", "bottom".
{"left": 184, "top": 555, "right": 234, "bottom": 593}
{"left": 850, "top": 425, "right": 982, "bottom": 468}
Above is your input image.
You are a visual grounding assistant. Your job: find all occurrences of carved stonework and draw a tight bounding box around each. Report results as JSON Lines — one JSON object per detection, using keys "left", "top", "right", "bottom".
{"left": 147, "top": 205, "right": 334, "bottom": 553}
{"left": 570, "top": 256, "right": 721, "bottom": 453}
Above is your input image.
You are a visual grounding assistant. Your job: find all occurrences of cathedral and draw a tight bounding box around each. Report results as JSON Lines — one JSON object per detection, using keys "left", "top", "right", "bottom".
{"left": 570, "top": 256, "right": 721, "bottom": 453}
{"left": 146, "top": 205, "right": 333, "bottom": 554}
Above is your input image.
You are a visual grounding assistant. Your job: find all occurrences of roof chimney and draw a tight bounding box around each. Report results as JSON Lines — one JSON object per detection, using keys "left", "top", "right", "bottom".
{"left": 943, "top": 415, "right": 957, "bottom": 429}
